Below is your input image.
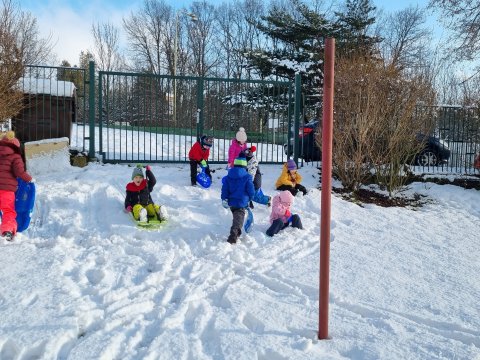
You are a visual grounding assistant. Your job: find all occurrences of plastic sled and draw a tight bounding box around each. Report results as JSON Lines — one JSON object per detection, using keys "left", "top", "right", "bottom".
{"left": 253, "top": 188, "right": 270, "bottom": 205}
{"left": 131, "top": 213, "right": 165, "bottom": 230}
{"left": 244, "top": 207, "right": 254, "bottom": 233}
{"left": 15, "top": 178, "right": 36, "bottom": 232}
{"left": 196, "top": 167, "right": 211, "bottom": 188}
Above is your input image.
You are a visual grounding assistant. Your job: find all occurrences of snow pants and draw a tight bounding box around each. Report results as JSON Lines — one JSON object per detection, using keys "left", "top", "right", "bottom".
{"left": 132, "top": 203, "right": 161, "bottom": 220}
{"left": 266, "top": 214, "right": 303, "bottom": 237}
{"left": 0, "top": 190, "right": 17, "bottom": 235}
{"left": 228, "top": 207, "right": 246, "bottom": 243}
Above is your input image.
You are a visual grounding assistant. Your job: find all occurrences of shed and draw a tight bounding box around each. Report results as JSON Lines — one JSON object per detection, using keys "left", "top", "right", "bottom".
{"left": 12, "top": 78, "right": 76, "bottom": 142}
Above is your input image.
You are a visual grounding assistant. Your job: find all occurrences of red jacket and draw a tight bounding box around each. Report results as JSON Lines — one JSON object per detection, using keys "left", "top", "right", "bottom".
{"left": 0, "top": 140, "right": 32, "bottom": 192}
{"left": 188, "top": 141, "right": 210, "bottom": 162}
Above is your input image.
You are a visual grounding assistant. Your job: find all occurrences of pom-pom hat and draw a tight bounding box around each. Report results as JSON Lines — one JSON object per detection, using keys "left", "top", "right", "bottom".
{"left": 287, "top": 159, "right": 297, "bottom": 170}
{"left": 243, "top": 145, "right": 256, "bottom": 158}
{"left": 235, "top": 127, "right": 247, "bottom": 143}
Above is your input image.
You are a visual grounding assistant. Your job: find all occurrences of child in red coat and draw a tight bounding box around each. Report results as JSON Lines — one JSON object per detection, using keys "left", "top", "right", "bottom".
{"left": 0, "top": 131, "right": 33, "bottom": 241}
{"left": 188, "top": 135, "right": 213, "bottom": 186}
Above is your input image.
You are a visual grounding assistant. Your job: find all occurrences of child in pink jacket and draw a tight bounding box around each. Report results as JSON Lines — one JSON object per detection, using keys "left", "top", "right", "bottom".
{"left": 266, "top": 190, "right": 303, "bottom": 237}
{"left": 227, "top": 127, "right": 248, "bottom": 168}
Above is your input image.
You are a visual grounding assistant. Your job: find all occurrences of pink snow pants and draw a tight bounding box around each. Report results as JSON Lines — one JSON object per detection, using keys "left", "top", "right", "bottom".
{"left": 0, "top": 190, "right": 17, "bottom": 235}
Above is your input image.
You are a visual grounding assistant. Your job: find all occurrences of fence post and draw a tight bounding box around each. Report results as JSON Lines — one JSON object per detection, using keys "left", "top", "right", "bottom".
{"left": 293, "top": 73, "right": 302, "bottom": 165}
{"left": 196, "top": 77, "right": 204, "bottom": 139}
{"left": 88, "top": 60, "right": 95, "bottom": 159}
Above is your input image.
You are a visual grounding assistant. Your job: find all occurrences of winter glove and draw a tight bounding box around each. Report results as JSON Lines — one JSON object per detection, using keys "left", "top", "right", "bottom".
{"left": 222, "top": 199, "right": 229, "bottom": 209}
{"left": 285, "top": 209, "right": 291, "bottom": 218}
{"left": 125, "top": 205, "right": 133, "bottom": 213}
{"left": 145, "top": 165, "right": 152, "bottom": 171}
{"left": 287, "top": 215, "right": 293, "bottom": 223}
{"left": 200, "top": 160, "right": 207, "bottom": 168}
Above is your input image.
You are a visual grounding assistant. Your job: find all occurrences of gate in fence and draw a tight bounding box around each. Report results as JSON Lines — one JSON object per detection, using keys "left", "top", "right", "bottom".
{"left": 96, "top": 70, "right": 295, "bottom": 165}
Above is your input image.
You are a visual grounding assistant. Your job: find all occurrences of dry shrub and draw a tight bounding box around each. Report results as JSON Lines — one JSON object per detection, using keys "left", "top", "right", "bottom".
{"left": 0, "top": 28, "right": 24, "bottom": 126}
{"left": 318, "top": 54, "right": 435, "bottom": 195}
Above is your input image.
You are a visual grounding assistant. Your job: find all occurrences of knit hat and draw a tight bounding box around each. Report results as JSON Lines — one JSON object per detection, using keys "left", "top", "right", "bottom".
{"left": 132, "top": 164, "right": 144, "bottom": 179}
{"left": 233, "top": 155, "right": 247, "bottom": 168}
{"left": 235, "top": 127, "right": 247, "bottom": 143}
{"left": 287, "top": 159, "right": 297, "bottom": 170}
{"left": 243, "top": 145, "right": 256, "bottom": 159}
{"left": 2, "top": 130, "right": 20, "bottom": 148}
{"left": 279, "top": 190, "right": 294, "bottom": 206}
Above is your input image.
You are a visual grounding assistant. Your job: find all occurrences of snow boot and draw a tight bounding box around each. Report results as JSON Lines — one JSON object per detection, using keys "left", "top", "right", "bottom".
{"left": 139, "top": 208, "right": 148, "bottom": 223}
{"left": 2, "top": 231, "right": 14, "bottom": 241}
{"left": 157, "top": 206, "right": 168, "bottom": 221}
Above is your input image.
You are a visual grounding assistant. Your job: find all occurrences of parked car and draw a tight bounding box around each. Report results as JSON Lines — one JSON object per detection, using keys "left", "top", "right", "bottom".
{"left": 283, "top": 119, "right": 321, "bottom": 162}
{"left": 413, "top": 133, "right": 451, "bottom": 166}
{"left": 284, "top": 119, "right": 451, "bottom": 166}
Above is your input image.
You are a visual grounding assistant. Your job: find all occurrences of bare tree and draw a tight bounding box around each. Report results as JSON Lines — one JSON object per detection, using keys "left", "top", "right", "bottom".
{"left": 123, "top": 0, "right": 171, "bottom": 74}
{"left": 0, "top": 22, "right": 23, "bottom": 125}
{"left": 0, "top": 0, "right": 53, "bottom": 65}
{"left": 378, "top": 6, "right": 431, "bottom": 70}
{"left": 184, "top": 1, "right": 218, "bottom": 77}
{"left": 215, "top": 0, "right": 266, "bottom": 78}
{"left": 91, "top": 22, "right": 126, "bottom": 72}
{"left": 429, "top": 0, "right": 480, "bottom": 62}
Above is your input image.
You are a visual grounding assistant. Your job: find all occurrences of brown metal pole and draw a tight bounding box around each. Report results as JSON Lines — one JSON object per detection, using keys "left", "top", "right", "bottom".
{"left": 319, "top": 37, "right": 335, "bottom": 340}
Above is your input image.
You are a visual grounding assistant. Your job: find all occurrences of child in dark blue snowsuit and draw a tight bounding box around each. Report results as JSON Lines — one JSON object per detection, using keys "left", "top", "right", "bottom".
{"left": 221, "top": 155, "right": 255, "bottom": 244}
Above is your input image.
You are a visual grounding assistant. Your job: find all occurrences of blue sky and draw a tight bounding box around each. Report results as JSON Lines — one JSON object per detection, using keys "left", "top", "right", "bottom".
{"left": 20, "top": 0, "right": 438, "bottom": 66}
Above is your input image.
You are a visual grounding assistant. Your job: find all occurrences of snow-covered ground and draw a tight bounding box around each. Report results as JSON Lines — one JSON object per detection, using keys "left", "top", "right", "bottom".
{"left": 1, "top": 153, "right": 479, "bottom": 359}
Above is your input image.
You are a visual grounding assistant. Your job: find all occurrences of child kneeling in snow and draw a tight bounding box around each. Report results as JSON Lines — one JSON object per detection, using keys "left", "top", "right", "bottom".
{"left": 266, "top": 190, "right": 303, "bottom": 237}
{"left": 125, "top": 164, "right": 167, "bottom": 222}
{"left": 275, "top": 159, "right": 307, "bottom": 196}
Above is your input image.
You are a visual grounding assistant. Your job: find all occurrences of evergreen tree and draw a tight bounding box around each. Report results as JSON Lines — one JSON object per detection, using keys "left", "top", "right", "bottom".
{"left": 334, "top": 0, "right": 380, "bottom": 56}
{"left": 243, "top": 0, "right": 336, "bottom": 109}
{"left": 242, "top": 0, "right": 380, "bottom": 112}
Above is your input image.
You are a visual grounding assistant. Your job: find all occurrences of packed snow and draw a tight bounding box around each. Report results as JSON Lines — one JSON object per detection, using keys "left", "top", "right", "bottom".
{"left": 0, "top": 149, "right": 479, "bottom": 359}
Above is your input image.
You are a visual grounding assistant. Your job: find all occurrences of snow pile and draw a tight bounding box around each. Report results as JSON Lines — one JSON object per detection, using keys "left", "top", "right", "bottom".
{"left": 0, "top": 156, "right": 479, "bottom": 359}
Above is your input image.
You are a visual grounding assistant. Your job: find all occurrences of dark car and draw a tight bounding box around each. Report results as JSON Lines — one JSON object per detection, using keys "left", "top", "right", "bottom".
{"left": 284, "top": 120, "right": 451, "bottom": 166}
{"left": 283, "top": 119, "right": 321, "bottom": 162}
{"left": 414, "top": 133, "right": 451, "bottom": 166}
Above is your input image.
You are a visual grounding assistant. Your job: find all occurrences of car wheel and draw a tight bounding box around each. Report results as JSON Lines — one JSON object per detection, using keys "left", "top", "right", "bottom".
{"left": 416, "top": 149, "right": 438, "bottom": 166}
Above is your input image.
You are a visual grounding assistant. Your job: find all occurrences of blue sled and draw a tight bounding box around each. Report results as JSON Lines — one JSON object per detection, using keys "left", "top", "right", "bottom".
{"left": 14, "top": 178, "right": 36, "bottom": 232}
{"left": 196, "top": 167, "right": 211, "bottom": 188}
{"left": 253, "top": 188, "right": 271, "bottom": 205}
{"left": 244, "top": 207, "right": 254, "bottom": 233}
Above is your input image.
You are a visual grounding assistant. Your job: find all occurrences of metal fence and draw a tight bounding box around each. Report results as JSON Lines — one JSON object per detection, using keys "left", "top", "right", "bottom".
{"left": 15, "top": 63, "right": 480, "bottom": 175}
{"left": 96, "top": 70, "right": 295, "bottom": 164}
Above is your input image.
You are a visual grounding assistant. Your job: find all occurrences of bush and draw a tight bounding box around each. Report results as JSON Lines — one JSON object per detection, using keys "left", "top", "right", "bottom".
{"left": 318, "top": 54, "right": 435, "bottom": 195}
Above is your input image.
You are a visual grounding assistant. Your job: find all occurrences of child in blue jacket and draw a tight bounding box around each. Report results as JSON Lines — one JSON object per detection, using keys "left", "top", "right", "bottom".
{"left": 221, "top": 155, "right": 255, "bottom": 244}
